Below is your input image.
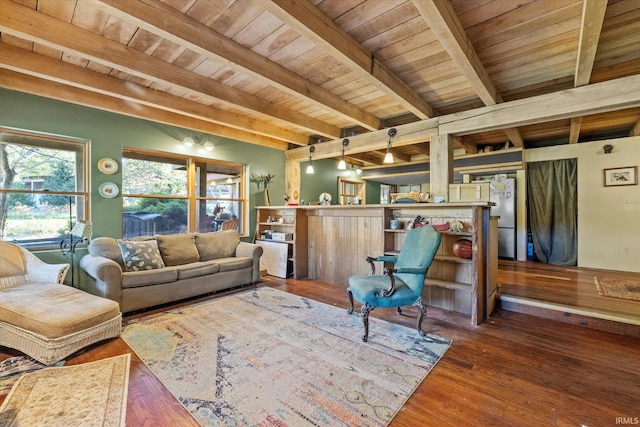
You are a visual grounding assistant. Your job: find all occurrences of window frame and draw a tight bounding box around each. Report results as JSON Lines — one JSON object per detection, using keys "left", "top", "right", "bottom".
{"left": 122, "top": 148, "right": 247, "bottom": 237}
{"left": 0, "top": 126, "right": 90, "bottom": 249}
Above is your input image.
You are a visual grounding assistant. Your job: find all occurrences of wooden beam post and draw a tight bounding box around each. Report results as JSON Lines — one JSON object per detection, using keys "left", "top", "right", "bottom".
{"left": 430, "top": 134, "right": 454, "bottom": 202}
{"left": 285, "top": 159, "right": 301, "bottom": 206}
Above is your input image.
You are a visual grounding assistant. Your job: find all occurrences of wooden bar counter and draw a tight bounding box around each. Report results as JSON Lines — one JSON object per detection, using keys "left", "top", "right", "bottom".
{"left": 256, "top": 203, "right": 497, "bottom": 325}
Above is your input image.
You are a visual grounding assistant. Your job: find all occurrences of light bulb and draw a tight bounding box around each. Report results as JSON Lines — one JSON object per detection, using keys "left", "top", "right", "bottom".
{"left": 306, "top": 164, "right": 314, "bottom": 174}
{"left": 203, "top": 140, "right": 214, "bottom": 151}
{"left": 183, "top": 136, "right": 195, "bottom": 147}
{"left": 383, "top": 151, "right": 394, "bottom": 164}
{"left": 337, "top": 159, "right": 346, "bottom": 170}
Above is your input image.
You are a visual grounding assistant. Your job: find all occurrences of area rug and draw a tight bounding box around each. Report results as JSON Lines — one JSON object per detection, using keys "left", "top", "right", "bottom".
{"left": 122, "top": 287, "right": 451, "bottom": 426}
{"left": 0, "top": 353, "right": 130, "bottom": 427}
{"left": 594, "top": 277, "right": 640, "bottom": 301}
{"left": 0, "top": 356, "right": 65, "bottom": 395}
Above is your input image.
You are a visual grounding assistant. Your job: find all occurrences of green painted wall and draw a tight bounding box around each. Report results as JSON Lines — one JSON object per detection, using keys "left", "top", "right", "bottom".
{"left": 0, "top": 88, "right": 284, "bottom": 252}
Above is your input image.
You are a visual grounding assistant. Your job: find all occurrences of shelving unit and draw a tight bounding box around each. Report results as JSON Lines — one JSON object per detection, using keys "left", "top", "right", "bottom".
{"left": 381, "top": 204, "right": 496, "bottom": 326}
{"left": 255, "top": 206, "right": 308, "bottom": 279}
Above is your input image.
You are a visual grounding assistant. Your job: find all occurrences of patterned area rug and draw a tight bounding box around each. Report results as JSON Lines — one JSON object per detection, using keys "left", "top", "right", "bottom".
{"left": 0, "top": 356, "right": 65, "bottom": 395}
{"left": 0, "top": 354, "right": 130, "bottom": 427}
{"left": 594, "top": 277, "right": 640, "bottom": 301}
{"left": 122, "top": 287, "right": 451, "bottom": 426}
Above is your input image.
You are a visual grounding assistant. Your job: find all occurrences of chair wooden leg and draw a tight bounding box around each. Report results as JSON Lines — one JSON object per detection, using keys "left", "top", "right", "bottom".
{"left": 416, "top": 300, "right": 427, "bottom": 336}
{"left": 361, "top": 302, "right": 373, "bottom": 342}
{"left": 347, "top": 288, "right": 355, "bottom": 314}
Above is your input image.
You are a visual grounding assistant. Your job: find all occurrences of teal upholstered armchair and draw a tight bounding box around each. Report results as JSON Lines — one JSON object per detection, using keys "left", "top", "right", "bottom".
{"left": 347, "top": 225, "right": 441, "bottom": 342}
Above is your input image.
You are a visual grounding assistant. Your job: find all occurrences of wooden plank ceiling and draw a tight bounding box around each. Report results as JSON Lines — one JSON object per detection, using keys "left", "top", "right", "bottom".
{"left": 1, "top": 0, "right": 639, "bottom": 168}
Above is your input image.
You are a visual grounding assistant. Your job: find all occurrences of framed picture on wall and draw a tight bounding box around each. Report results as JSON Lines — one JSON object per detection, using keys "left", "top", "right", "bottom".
{"left": 603, "top": 166, "right": 638, "bottom": 187}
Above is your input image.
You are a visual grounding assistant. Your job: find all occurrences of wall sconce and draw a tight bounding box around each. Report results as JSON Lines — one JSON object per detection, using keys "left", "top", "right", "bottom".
{"left": 383, "top": 128, "right": 397, "bottom": 164}
{"left": 183, "top": 133, "right": 214, "bottom": 150}
{"left": 351, "top": 164, "right": 362, "bottom": 175}
{"left": 306, "top": 145, "right": 315, "bottom": 174}
{"left": 603, "top": 144, "right": 613, "bottom": 154}
{"left": 337, "top": 138, "right": 349, "bottom": 170}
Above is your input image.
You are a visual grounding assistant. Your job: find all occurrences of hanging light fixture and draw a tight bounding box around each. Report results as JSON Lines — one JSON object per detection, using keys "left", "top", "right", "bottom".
{"left": 337, "top": 138, "right": 349, "bottom": 170}
{"left": 203, "top": 137, "right": 214, "bottom": 151}
{"left": 384, "top": 128, "right": 397, "bottom": 164}
{"left": 306, "top": 145, "right": 316, "bottom": 174}
{"left": 182, "top": 135, "right": 195, "bottom": 147}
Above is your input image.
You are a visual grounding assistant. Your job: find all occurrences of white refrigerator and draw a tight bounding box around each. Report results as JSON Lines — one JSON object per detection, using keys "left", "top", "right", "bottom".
{"left": 488, "top": 178, "right": 516, "bottom": 259}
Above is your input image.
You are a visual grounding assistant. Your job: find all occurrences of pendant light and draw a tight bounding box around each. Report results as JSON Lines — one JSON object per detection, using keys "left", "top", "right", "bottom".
{"left": 306, "top": 145, "right": 315, "bottom": 174}
{"left": 337, "top": 138, "right": 349, "bottom": 170}
{"left": 384, "top": 128, "right": 397, "bottom": 164}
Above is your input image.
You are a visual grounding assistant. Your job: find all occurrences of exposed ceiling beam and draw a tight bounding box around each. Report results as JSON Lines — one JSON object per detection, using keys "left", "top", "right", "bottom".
{"left": 571, "top": 0, "right": 608, "bottom": 144}
{"left": 412, "top": 0, "right": 524, "bottom": 148}
{"left": 439, "top": 74, "right": 640, "bottom": 135}
{"left": 0, "top": 0, "right": 340, "bottom": 139}
{"left": 413, "top": 143, "right": 431, "bottom": 156}
{"left": 257, "top": 0, "right": 434, "bottom": 120}
{"left": 95, "top": 0, "right": 381, "bottom": 132}
{"left": 0, "top": 69, "right": 289, "bottom": 150}
{"left": 0, "top": 44, "right": 310, "bottom": 146}
{"left": 630, "top": 117, "right": 640, "bottom": 137}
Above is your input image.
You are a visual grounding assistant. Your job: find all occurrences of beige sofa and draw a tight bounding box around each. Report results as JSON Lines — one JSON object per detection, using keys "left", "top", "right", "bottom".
{"left": 79, "top": 230, "right": 263, "bottom": 313}
{"left": 0, "top": 242, "right": 122, "bottom": 365}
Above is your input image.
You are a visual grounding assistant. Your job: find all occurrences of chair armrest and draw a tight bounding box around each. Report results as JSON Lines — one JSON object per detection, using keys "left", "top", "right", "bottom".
{"left": 236, "top": 241, "right": 264, "bottom": 282}
{"left": 395, "top": 266, "right": 428, "bottom": 275}
{"left": 19, "top": 247, "right": 70, "bottom": 284}
{"left": 365, "top": 255, "right": 398, "bottom": 275}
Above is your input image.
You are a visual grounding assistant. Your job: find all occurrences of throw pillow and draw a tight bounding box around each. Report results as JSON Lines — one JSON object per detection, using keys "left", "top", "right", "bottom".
{"left": 117, "top": 240, "right": 165, "bottom": 272}
{"left": 155, "top": 234, "right": 200, "bottom": 266}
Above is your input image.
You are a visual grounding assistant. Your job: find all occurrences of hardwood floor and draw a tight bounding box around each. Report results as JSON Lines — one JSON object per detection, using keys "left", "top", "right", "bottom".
{"left": 498, "top": 260, "right": 640, "bottom": 329}
{"left": 2, "top": 268, "right": 639, "bottom": 426}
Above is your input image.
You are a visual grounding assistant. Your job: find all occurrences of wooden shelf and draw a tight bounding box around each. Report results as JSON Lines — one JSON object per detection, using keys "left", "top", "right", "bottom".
{"left": 256, "top": 238, "right": 293, "bottom": 244}
{"left": 434, "top": 255, "right": 474, "bottom": 264}
{"left": 424, "top": 278, "right": 472, "bottom": 292}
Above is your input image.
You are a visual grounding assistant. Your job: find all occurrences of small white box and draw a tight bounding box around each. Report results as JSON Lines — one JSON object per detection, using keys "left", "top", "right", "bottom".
{"left": 271, "top": 232, "right": 293, "bottom": 241}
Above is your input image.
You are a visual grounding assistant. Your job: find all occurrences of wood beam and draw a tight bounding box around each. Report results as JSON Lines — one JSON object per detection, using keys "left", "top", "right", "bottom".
{"left": 455, "top": 136, "right": 478, "bottom": 155}
{"left": 413, "top": 142, "right": 431, "bottom": 156}
{"left": 0, "top": 69, "right": 289, "bottom": 150}
{"left": 0, "top": 0, "right": 340, "bottom": 138}
{"left": 257, "top": 0, "right": 434, "bottom": 119}
{"left": 95, "top": 0, "right": 381, "bottom": 132}
{"left": 569, "top": 117, "right": 582, "bottom": 144}
{"left": 412, "top": 0, "right": 523, "bottom": 147}
{"left": 630, "top": 117, "right": 640, "bottom": 137}
{"left": 0, "top": 44, "right": 309, "bottom": 146}
{"left": 286, "top": 119, "right": 439, "bottom": 162}
{"left": 571, "top": 0, "right": 607, "bottom": 144}
{"left": 439, "top": 74, "right": 640, "bottom": 135}
{"left": 430, "top": 134, "right": 454, "bottom": 201}
{"left": 575, "top": 0, "right": 608, "bottom": 87}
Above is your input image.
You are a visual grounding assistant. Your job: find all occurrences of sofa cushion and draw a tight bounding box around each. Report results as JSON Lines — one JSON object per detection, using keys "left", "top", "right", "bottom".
{"left": 121, "top": 268, "right": 178, "bottom": 289}
{"left": 214, "top": 256, "right": 253, "bottom": 272}
{"left": 88, "top": 237, "right": 125, "bottom": 266}
{"left": 0, "top": 242, "right": 27, "bottom": 289}
{"left": 0, "top": 283, "right": 121, "bottom": 338}
{"left": 156, "top": 234, "right": 200, "bottom": 266}
{"left": 118, "top": 239, "right": 165, "bottom": 272}
{"left": 195, "top": 230, "right": 240, "bottom": 261}
{"left": 174, "top": 261, "right": 220, "bottom": 280}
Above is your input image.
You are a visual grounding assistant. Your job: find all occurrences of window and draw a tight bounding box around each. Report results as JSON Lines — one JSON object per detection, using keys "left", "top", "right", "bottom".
{"left": 122, "top": 149, "right": 246, "bottom": 238}
{"left": 0, "top": 127, "right": 89, "bottom": 249}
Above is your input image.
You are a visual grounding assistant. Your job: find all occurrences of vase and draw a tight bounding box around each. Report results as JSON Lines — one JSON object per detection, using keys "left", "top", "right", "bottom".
{"left": 264, "top": 188, "right": 270, "bottom": 206}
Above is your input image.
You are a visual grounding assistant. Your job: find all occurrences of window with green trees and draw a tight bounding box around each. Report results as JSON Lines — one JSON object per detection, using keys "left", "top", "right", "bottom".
{"left": 122, "top": 149, "right": 246, "bottom": 237}
{"left": 0, "top": 127, "right": 88, "bottom": 249}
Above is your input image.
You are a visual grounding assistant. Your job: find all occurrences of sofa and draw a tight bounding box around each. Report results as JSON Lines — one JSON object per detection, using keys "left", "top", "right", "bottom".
{"left": 0, "top": 242, "right": 122, "bottom": 365}
{"left": 79, "top": 230, "right": 263, "bottom": 313}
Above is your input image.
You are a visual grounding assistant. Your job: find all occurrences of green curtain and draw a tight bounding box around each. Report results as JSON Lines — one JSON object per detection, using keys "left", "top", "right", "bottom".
{"left": 527, "top": 159, "right": 577, "bottom": 265}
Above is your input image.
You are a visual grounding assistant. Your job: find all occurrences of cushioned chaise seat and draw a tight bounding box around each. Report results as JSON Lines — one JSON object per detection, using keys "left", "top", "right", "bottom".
{"left": 0, "top": 242, "right": 122, "bottom": 365}
{"left": 0, "top": 283, "right": 121, "bottom": 339}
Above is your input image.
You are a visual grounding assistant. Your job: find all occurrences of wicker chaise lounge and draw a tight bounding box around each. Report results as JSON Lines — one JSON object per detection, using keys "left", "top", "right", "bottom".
{"left": 0, "top": 242, "right": 122, "bottom": 364}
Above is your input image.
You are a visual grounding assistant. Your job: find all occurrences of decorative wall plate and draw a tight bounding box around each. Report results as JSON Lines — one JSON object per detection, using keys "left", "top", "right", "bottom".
{"left": 98, "top": 182, "right": 119, "bottom": 198}
{"left": 98, "top": 158, "right": 118, "bottom": 174}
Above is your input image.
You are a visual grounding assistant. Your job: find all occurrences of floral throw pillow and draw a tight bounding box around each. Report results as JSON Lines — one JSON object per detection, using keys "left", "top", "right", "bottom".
{"left": 117, "top": 239, "right": 165, "bottom": 272}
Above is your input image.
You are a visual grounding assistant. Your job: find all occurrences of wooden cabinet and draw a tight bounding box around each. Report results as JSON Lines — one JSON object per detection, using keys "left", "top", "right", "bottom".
{"left": 255, "top": 206, "right": 308, "bottom": 279}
